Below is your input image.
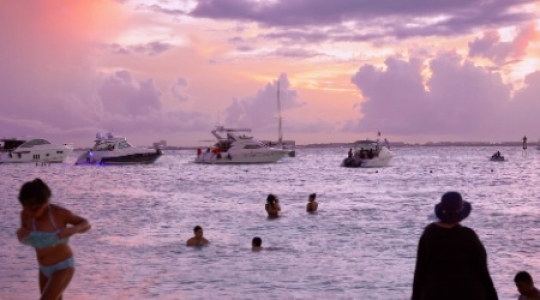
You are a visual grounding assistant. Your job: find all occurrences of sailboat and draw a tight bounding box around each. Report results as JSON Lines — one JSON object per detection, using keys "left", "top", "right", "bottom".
{"left": 263, "top": 80, "right": 296, "bottom": 157}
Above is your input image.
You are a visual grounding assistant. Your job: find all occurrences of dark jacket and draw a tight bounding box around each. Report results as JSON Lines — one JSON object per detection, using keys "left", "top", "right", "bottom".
{"left": 411, "top": 223, "right": 498, "bottom": 300}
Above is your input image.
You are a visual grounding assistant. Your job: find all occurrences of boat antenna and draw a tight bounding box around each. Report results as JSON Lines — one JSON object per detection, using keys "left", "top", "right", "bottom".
{"left": 277, "top": 79, "right": 283, "bottom": 143}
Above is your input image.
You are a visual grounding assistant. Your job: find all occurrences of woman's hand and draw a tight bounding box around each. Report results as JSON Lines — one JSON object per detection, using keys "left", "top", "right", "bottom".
{"left": 16, "top": 227, "right": 31, "bottom": 240}
{"left": 57, "top": 227, "right": 76, "bottom": 239}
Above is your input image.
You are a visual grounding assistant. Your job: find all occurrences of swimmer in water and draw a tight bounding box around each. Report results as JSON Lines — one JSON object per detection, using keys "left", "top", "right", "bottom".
{"left": 16, "top": 178, "right": 91, "bottom": 300}
{"left": 252, "top": 237, "right": 263, "bottom": 251}
{"left": 265, "top": 194, "right": 281, "bottom": 218}
{"left": 186, "top": 225, "right": 209, "bottom": 247}
{"left": 306, "top": 193, "right": 318, "bottom": 213}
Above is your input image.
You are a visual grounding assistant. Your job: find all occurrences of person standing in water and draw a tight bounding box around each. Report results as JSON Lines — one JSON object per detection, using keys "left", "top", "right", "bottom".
{"left": 16, "top": 178, "right": 91, "bottom": 300}
{"left": 265, "top": 194, "right": 281, "bottom": 218}
{"left": 306, "top": 193, "right": 318, "bottom": 213}
{"left": 411, "top": 191, "right": 498, "bottom": 300}
{"left": 186, "top": 226, "right": 209, "bottom": 247}
{"left": 515, "top": 271, "right": 540, "bottom": 300}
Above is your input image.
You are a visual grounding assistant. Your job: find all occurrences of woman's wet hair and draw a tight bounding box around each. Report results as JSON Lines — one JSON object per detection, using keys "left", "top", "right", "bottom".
{"left": 267, "top": 194, "right": 277, "bottom": 203}
{"left": 309, "top": 193, "right": 317, "bottom": 200}
{"left": 18, "top": 178, "right": 52, "bottom": 206}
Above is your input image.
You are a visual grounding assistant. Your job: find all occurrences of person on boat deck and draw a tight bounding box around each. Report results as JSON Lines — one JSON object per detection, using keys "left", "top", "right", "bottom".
{"left": 265, "top": 194, "right": 281, "bottom": 218}
{"left": 252, "top": 237, "right": 263, "bottom": 251}
{"left": 306, "top": 193, "right": 318, "bottom": 213}
{"left": 515, "top": 271, "right": 540, "bottom": 300}
{"left": 348, "top": 148, "right": 353, "bottom": 158}
{"left": 186, "top": 226, "right": 209, "bottom": 247}
{"left": 359, "top": 148, "right": 367, "bottom": 159}
{"left": 197, "top": 148, "right": 202, "bottom": 156}
{"left": 367, "top": 149, "right": 374, "bottom": 159}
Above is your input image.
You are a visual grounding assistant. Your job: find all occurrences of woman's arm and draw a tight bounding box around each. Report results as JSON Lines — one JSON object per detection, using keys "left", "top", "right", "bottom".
{"left": 411, "top": 230, "right": 427, "bottom": 300}
{"left": 471, "top": 231, "right": 498, "bottom": 300}
{"left": 16, "top": 212, "right": 31, "bottom": 242}
{"left": 58, "top": 207, "right": 91, "bottom": 238}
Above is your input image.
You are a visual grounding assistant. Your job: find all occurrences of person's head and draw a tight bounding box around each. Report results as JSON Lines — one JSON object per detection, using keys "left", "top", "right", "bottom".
{"left": 515, "top": 271, "right": 536, "bottom": 295}
{"left": 434, "top": 191, "right": 471, "bottom": 225}
{"left": 252, "top": 237, "right": 262, "bottom": 248}
{"left": 193, "top": 226, "right": 203, "bottom": 238}
{"left": 309, "top": 193, "right": 316, "bottom": 202}
{"left": 267, "top": 194, "right": 277, "bottom": 204}
{"left": 18, "top": 178, "right": 51, "bottom": 217}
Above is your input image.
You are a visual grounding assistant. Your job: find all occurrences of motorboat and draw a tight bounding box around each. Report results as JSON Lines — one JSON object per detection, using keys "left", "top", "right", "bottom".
{"left": 341, "top": 139, "right": 394, "bottom": 168}
{"left": 75, "top": 132, "right": 163, "bottom": 165}
{"left": 0, "top": 137, "right": 73, "bottom": 164}
{"left": 195, "top": 126, "right": 290, "bottom": 164}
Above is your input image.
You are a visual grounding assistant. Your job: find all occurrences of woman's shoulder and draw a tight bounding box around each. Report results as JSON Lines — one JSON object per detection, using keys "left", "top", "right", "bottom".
{"left": 50, "top": 204, "right": 71, "bottom": 216}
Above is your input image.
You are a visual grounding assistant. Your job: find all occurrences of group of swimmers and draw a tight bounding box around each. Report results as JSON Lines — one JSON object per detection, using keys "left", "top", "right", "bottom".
{"left": 185, "top": 193, "right": 319, "bottom": 250}
{"left": 14, "top": 178, "right": 540, "bottom": 299}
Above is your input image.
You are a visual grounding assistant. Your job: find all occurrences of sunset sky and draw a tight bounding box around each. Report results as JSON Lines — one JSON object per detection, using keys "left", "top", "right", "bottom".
{"left": 1, "top": 0, "right": 539, "bottom": 146}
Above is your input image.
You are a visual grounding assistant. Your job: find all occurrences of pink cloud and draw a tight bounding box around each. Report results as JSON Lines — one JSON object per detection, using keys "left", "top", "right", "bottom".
{"left": 468, "top": 23, "right": 540, "bottom": 64}
{"left": 346, "top": 51, "right": 540, "bottom": 140}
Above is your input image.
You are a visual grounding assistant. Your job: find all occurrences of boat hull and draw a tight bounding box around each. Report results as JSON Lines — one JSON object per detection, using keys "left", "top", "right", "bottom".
{"left": 0, "top": 147, "right": 73, "bottom": 164}
{"left": 75, "top": 149, "right": 163, "bottom": 165}
{"left": 195, "top": 149, "right": 289, "bottom": 164}
{"left": 489, "top": 156, "right": 505, "bottom": 162}
{"left": 341, "top": 156, "right": 393, "bottom": 168}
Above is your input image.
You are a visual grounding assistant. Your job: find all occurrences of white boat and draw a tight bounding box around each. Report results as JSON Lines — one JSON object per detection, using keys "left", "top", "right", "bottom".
{"left": 195, "top": 126, "right": 290, "bottom": 164}
{"left": 341, "top": 139, "right": 394, "bottom": 168}
{"left": 0, "top": 137, "right": 73, "bottom": 164}
{"left": 75, "top": 132, "right": 163, "bottom": 165}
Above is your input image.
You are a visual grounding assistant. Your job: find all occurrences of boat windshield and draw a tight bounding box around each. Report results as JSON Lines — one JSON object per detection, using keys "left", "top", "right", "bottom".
{"left": 18, "top": 139, "right": 51, "bottom": 148}
{"left": 354, "top": 141, "right": 378, "bottom": 151}
{"left": 94, "top": 141, "right": 116, "bottom": 151}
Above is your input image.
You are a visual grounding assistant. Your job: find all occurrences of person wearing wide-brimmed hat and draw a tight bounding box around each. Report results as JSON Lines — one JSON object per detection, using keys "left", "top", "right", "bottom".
{"left": 411, "top": 192, "right": 498, "bottom": 300}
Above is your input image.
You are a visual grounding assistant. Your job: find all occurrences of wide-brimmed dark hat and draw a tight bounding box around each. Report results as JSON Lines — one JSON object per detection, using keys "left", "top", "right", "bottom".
{"left": 434, "top": 192, "right": 472, "bottom": 223}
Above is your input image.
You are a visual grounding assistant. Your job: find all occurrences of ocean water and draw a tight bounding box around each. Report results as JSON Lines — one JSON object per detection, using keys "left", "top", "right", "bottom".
{"left": 1, "top": 146, "right": 539, "bottom": 300}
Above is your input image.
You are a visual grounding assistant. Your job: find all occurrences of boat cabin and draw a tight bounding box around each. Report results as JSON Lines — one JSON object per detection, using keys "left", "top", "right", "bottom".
{"left": 92, "top": 138, "right": 132, "bottom": 151}
{"left": 0, "top": 138, "right": 51, "bottom": 152}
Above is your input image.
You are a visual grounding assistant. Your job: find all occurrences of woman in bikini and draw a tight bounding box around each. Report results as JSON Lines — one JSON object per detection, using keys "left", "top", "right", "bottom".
{"left": 16, "top": 178, "right": 91, "bottom": 300}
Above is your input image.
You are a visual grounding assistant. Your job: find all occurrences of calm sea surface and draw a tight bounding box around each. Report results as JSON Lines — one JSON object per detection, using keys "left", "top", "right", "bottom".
{"left": 1, "top": 146, "right": 539, "bottom": 299}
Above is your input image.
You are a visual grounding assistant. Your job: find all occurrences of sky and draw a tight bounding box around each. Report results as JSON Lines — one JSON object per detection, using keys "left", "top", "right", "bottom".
{"left": 0, "top": 0, "right": 539, "bottom": 147}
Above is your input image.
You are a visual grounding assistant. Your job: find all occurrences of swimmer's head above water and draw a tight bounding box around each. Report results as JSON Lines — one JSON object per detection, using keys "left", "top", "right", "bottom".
{"left": 252, "top": 237, "right": 262, "bottom": 250}
{"left": 267, "top": 194, "right": 278, "bottom": 204}
{"left": 309, "top": 193, "right": 316, "bottom": 201}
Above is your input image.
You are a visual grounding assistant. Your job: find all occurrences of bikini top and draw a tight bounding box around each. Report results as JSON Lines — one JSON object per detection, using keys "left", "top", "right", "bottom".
{"left": 21, "top": 205, "right": 69, "bottom": 249}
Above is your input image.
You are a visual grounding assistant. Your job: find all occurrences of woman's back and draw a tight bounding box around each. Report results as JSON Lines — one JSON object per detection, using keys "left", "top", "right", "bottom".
{"left": 413, "top": 223, "right": 497, "bottom": 300}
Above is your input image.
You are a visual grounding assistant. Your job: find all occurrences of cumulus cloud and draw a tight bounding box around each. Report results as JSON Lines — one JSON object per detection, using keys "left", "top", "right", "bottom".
{"left": 224, "top": 74, "right": 304, "bottom": 129}
{"left": 345, "top": 51, "right": 540, "bottom": 139}
{"left": 468, "top": 24, "right": 540, "bottom": 64}
{"left": 170, "top": 77, "right": 190, "bottom": 101}
{"left": 98, "top": 70, "right": 163, "bottom": 116}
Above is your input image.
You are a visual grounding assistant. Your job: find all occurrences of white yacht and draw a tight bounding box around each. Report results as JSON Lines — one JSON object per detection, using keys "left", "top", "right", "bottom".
{"left": 0, "top": 137, "right": 73, "bottom": 163}
{"left": 75, "top": 132, "right": 163, "bottom": 165}
{"left": 195, "top": 127, "right": 290, "bottom": 164}
{"left": 341, "top": 139, "right": 394, "bottom": 168}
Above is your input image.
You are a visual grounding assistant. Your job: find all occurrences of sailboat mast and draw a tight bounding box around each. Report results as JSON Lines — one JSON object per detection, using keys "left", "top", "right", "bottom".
{"left": 277, "top": 80, "right": 283, "bottom": 143}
